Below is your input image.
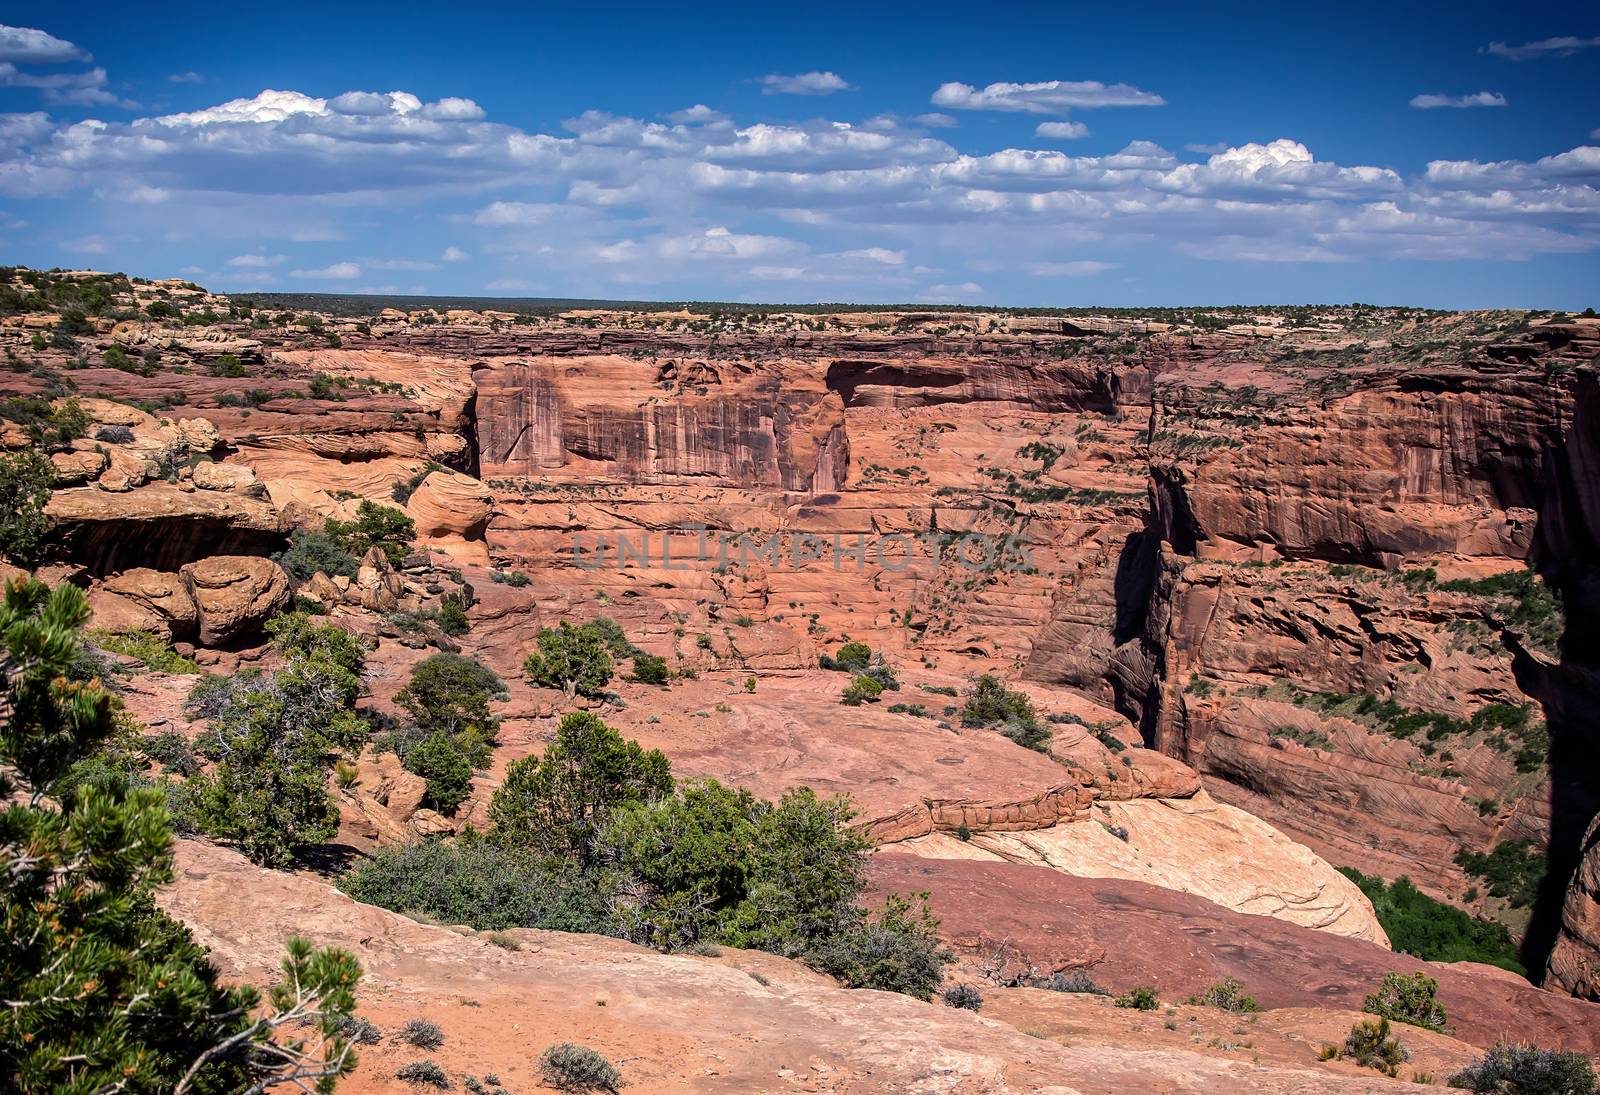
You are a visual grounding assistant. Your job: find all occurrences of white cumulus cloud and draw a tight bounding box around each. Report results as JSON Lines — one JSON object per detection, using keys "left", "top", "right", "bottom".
{"left": 932, "top": 79, "right": 1164, "bottom": 114}
{"left": 0, "top": 25, "right": 88, "bottom": 64}
{"left": 289, "top": 261, "right": 361, "bottom": 279}
{"left": 1484, "top": 36, "right": 1600, "bottom": 61}
{"left": 761, "top": 71, "right": 850, "bottom": 96}
{"left": 1036, "top": 121, "right": 1089, "bottom": 140}
{"left": 1410, "top": 91, "right": 1508, "bottom": 109}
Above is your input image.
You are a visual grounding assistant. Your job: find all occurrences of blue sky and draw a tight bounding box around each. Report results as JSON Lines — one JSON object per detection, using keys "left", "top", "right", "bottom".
{"left": 1, "top": 1, "right": 1597, "bottom": 307}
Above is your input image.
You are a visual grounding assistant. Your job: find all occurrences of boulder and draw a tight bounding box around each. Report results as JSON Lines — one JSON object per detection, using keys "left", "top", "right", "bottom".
{"left": 51, "top": 449, "right": 109, "bottom": 486}
{"left": 101, "top": 567, "right": 200, "bottom": 637}
{"left": 191, "top": 461, "right": 259, "bottom": 493}
{"left": 179, "top": 555, "right": 290, "bottom": 645}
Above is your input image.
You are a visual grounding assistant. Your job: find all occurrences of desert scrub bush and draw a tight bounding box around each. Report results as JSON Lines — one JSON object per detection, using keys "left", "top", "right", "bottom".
{"left": 89, "top": 629, "right": 201, "bottom": 674}
{"left": 396, "top": 1060, "right": 451, "bottom": 1088}
{"left": 1363, "top": 970, "right": 1447, "bottom": 1031}
{"left": 628, "top": 652, "right": 670, "bottom": 685}
{"left": 588, "top": 615, "right": 643, "bottom": 658}
{"left": 337, "top": 837, "right": 613, "bottom": 934}
{"left": 1114, "top": 986, "right": 1161, "bottom": 1010}
{"left": 960, "top": 674, "right": 1050, "bottom": 752}
{"left": 1044, "top": 970, "right": 1109, "bottom": 995}
{"left": 276, "top": 526, "right": 361, "bottom": 583}
{"left": 802, "top": 893, "right": 951, "bottom": 1000}
{"left": 138, "top": 730, "right": 199, "bottom": 775}
{"left": 539, "top": 1042, "right": 620, "bottom": 1093}
{"left": 339, "top": 1014, "right": 382, "bottom": 1044}
{"left": 435, "top": 594, "right": 470, "bottom": 637}
{"left": 1338, "top": 868, "right": 1523, "bottom": 973}
{"left": 1187, "top": 977, "right": 1260, "bottom": 1013}
{"left": 324, "top": 499, "right": 416, "bottom": 567}
{"left": 921, "top": 683, "right": 958, "bottom": 697}
{"left": 491, "top": 711, "right": 672, "bottom": 865}
{"left": 405, "top": 731, "right": 475, "bottom": 813}
{"left": 943, "top": 983, "right": 983, "bottom": 1010}
{"left": 821, "top": 641, "right": 872, "bottom": 672}
{"left": 394, "top": 652, "right": 505, "bottom": 760}
{"left": 94, "top": 423, "right": 134, "bottom": 443}
{"left": 184, "top": 634, "right": 367, "bottom": 867}
{"left": 489, "top": 568, "right": 531, "bottom": 587}
{"left": 1339, "top": 1017, "right": 1409, "bottom": 1077}
{"left": 841, "top": 674, "right": 884, "bottom": 705}
{"left": 401, "top": 1016, "right": 445, "bottom": 1049}
{"left": 522, "top": 621, "right": 614, "bottom": 698}
{"left": 1448, "top": 1042, "right": 1598, "bottom": 1094}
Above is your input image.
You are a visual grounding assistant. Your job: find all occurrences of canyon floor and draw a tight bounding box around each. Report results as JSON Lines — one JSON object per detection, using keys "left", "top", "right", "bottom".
{"left": 6, "top": 268, "right": 1600, "bottom": 1091}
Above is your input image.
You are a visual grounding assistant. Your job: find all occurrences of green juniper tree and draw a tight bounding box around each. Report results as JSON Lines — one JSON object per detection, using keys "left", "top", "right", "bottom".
{"left": 0, "top": 578, "right": 364, "bottom": 1093}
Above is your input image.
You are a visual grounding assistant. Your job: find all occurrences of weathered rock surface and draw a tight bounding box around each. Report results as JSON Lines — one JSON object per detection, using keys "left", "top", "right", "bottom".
{"left": 179, "top": 555, "right": 291, "bottom": 644}
{"left": 869, "top": 854, "right": 1600, "bottom": 1054}
{"left": 898, "top": 790, "right": 1387, "bottom": 944}
{"left": 161, "top": 840, "right": 1486, "bottom": 1094}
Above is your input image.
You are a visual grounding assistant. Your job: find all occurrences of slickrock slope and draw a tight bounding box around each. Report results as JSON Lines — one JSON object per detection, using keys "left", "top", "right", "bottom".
{"left": 163, "top": 840, "right": 1486, "bottom": 1094}
{"left": 867, "top": 854, "right": 1600, "bottom": 1054}
{"left": 896, "top": 790, "right": 1386, "bottom": 944}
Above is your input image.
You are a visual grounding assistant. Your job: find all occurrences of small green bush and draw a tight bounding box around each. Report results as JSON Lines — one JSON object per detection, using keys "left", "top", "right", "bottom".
{"left": 629, "top": 653, "right": 670, "bottom": 685}
{"left": 406, "top": 732, "right": 475, "bottom": 814}
{"left": 1114, "top": 986, "right": 1161, "bottom": 1010}
{"left": 825, "top": 641, "right": 872, "bottom": 672}
{"left": 522, "top": 621, "right": 614, "bottom": 698}
{"left": 0, "top": 449, "right": 56, "bottom": 565}
{"left": 1341, "top": 1017, "right": 1408, "bottom": 1077}
{"left": 396, "top": 1060, "right": 450, "bottom": 1088}
{"left": 401, "top": 1017, "right": 444, "bottom": 1049}
{"left": 325, "top": 500, "right": 416, "bottom": 567}
{"left": 1448, "top": 1042, "right": 1598, "bottom": 1094}
{"left": 943, "top": 983, "right": 983, "bottom": 1010}
{"left": 1044, "top": 970, "right": 1109, "bottom": 995}
{"left": 1363, "top": 971, "right": 1447, "bottom": 1032}
{"left": 539, "top": 1042, "right": 620, "bottom": 1093}
{"left": 803, "top": 894, "right": 951, "bottom": 1000}
{"left": 1187, "top": 977, "right": 1260, "bottom": 1013}
{"left": 841, "top": 675, "right": 884, "bottom": 705}
{"left": 89, "top": 630, "right": 200, "bottom": 675}
{"left": 276, "top": 527, "right": 360, "bottom": 583}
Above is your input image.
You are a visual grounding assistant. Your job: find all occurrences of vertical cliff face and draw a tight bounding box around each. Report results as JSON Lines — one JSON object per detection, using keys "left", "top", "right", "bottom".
{"left": 474, "top": 356, "right": 848, "bottom": 492}
{"left": 1090, "top": 333, "right": 1600, "bottom": 981}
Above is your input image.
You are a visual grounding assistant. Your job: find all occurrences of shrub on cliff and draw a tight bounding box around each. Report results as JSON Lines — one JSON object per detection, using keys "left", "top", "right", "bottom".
{"left": 325, "top": 500, "right": 416, "bottom": 567}
{"left": 396, "top": 652, "right": 505, "bottom": 757}
{"left": 0, "top": 449, "right": 55, "bottom": 566}
{"left": 1363, "top": 971, "right": 1448, "bottom": 1032}
{"left": 803, "top": 893, "right": 951, "bottom": 1000}
{"left": 628, "top": 652, "right": 670, "bottom": 685}
{"left": 522, "top": 621, "right": 614, "bottom": 698}
{"left": 0, "top": 578, "right": 364, "bottom": 1092}
{"left": 841, "top": 674, "right": 883, "bottom": 705}
{"left": 1448, "top": 1043, "right": 1598, "bottom": 1095}
{"left": 822, "top": 641, "right": 872, "bottom": 672}
{"left": 1338, "top": 1017, "right": 1409, "bottom": 1077}
{"left": 960, "top": 674, "right": 1050, "bottom": 752}
{"left": 277, "top": 527, "right": 361, "bottom": 583}
{"left": 405, "top": 731, "right": 475, "bottom": 814}
{"left": 1188, "top": 977, "right": 1261, "bottom": 1013}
